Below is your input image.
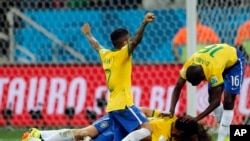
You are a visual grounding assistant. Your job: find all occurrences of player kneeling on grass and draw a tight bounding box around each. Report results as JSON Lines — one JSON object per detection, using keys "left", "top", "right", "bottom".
{"left": 21, "top": 107, "right": 212, "bottom": 141}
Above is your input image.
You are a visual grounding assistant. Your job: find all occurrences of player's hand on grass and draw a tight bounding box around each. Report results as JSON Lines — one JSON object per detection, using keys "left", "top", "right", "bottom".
{"left": 82, "top": 23, "right": 91, "bottom": 35}
{"left": 144, "top": 12, "right": 155, "bottom": 23}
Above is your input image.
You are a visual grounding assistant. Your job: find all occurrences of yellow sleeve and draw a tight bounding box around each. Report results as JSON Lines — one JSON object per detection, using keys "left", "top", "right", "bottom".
{"left": 151, "top": 109, "right": 161, "bottom": 117}
{"left": 98, "top": 48, "right": 110, "bottom": 61}
{"left": 209, "top": 73, "right": 224, "bottom": 87}
{"left": 180, "top": 58, "right": 193, "bottom": 79}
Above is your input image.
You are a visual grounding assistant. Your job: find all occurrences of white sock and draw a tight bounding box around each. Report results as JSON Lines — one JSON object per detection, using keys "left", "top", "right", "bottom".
{"left": 217, "top": 110, "right": 233, "bottom": 141}
{"left": 40, "top": 130, "right": 60, "bottom": 139}
{"left": 121, "top": 128, "right": 151, "bottom": 141}
{"left": 43, "top": 129, "right": 75, "bottom": 141}
{"left": 213, "top": 104, "right": 223, "bottom": 123}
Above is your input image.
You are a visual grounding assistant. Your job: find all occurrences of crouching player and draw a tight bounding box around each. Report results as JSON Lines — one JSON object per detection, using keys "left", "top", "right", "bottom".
{"left": 22, "top": 107, "right": 212, "bottom": 141}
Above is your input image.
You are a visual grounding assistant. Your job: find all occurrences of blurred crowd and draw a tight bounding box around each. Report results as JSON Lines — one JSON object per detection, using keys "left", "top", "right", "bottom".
{"left": 0, "top": 0, "right": 250, "bottom": 63}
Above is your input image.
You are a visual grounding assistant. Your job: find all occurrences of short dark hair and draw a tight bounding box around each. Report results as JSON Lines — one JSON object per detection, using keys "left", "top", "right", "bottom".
{"left": 110, "top": 28, "right": 129, "bottom": 47}
{"left": 186, "top": 65, "right": 203, "bottom": 85}
{"left": 175, "top": 117, "right": 198, "bottom": 136}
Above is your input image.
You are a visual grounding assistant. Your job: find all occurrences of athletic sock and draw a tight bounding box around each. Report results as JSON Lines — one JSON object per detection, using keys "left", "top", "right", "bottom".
{"left": 40, "top": 130, "right": 59, "bottom": 139}
{"left": 121, "top": 128, "right": 151, "bottom": 141}
{"left": 213, "top": 104, "right": 223, "bottom": 123}
{"left": 217, "top": 110, "right": 233, "bottom": 141}
{"left": 43, "top": 129, "right": 75, "bottom": 141}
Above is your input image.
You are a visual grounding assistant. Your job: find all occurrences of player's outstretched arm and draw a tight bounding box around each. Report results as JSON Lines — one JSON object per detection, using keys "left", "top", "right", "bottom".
{"left": 169, "top": 77, "right": 186, "bottom": 115}
{"left": 82, "top": 23, "right": 102, "bottom": 51}
{"left": 129, "top": 12, "right": 155, "bottom": 53}
{"left": 195, "top": 86, "right": 223, "bottom": 121}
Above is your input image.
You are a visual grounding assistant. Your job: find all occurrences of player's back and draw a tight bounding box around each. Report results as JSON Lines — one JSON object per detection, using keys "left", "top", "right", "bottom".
{"left": 192, "top": 43, "right": 238, "bottom": 70}
{"left": 98, "top": 45, "right": 134, "bottom": 112}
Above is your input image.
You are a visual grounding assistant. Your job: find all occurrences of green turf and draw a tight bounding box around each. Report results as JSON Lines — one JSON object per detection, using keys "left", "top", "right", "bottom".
{"left": 212, "top": 133, "right": 217, "bottom": 141}
{"left": 0, "top": 127, "right": 27, "bottom": 141}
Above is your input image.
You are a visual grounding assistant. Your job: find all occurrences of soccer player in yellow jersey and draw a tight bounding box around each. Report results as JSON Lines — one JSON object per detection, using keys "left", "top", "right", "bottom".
{"left": 169, "top": 44, "right": 245, "bottom": 141}
{"left": 81, "top": 12, "right": 155, "bottom": 141}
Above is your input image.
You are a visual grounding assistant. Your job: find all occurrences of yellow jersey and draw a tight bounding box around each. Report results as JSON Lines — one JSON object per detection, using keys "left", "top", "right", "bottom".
{"left": 149, "top": 116, "right": 177, "bottom": 141}
{"left": 98, "top": 45, "right": 134, "bottom": 112}
{"left": 180, "top": 44, "right": 238, "bottom": 87}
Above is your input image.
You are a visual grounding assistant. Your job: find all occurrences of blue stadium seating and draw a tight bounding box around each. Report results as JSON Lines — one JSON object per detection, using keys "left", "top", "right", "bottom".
{"left": 14, "top": 8, "right": 249, "bottom": 64}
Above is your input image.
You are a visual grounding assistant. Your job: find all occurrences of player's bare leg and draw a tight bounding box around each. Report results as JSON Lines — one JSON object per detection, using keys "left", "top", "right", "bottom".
{"left": 72, "top": 125, "right": 99, "bottom": 141}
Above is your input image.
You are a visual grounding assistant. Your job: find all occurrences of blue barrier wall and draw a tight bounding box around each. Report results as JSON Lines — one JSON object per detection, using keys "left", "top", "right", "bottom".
{"left": 14, "top": 8, "right": 249, "bottom": 64}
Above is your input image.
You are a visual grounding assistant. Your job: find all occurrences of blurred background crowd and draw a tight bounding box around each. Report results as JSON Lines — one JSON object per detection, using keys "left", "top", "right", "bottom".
{"left": 0, "top": 0, "right": 250, "bottom": 65}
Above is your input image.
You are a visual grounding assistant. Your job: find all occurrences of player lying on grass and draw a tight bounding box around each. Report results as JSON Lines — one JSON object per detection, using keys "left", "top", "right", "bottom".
{"left": 22, "top": 107, "right": 212, "bottom": 141}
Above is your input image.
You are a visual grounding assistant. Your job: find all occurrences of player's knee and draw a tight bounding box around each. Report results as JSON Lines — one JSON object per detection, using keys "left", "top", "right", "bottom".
{"left": 73, "top": 129, "right": 93, "bottom": 140}
{"left": 224, "top": 95, "right": 236, "bottom": 110}
{"left": 141, "top": 122, "right": 153, "bottom": 133}
{"left": 146, "top": 127, "right": 153, "bottom": 133}
{"left": 224, "top": 103, "right": 234, "bottom": 110}
{"left": 223, "top": 99, "right": 235, "bottom": 110}
{"left": 72, "top": 129, "right": 83, "bottom": 140}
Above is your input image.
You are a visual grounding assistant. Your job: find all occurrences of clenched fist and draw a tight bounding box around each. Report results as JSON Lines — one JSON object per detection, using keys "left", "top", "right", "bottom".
{"left": 144, "top": 12, "right": 155, "bottom": 23}
{"left": 82, "top": 23, "right": 91, "bottom": 35}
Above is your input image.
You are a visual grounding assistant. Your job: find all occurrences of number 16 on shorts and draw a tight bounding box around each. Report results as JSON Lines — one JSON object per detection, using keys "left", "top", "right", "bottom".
{"left": 230, "top": 125, "right": 250, "bottom": 141}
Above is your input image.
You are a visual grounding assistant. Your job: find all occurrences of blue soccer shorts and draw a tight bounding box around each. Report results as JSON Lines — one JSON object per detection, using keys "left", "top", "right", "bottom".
{"left": 93, "top": 115, "right": 112, "bottom": 135}
{"left": 108, "top": 105, "right": 149, "bottom": 141}
{"left": 208, "top": 48, "right": 245, "bottom": 94}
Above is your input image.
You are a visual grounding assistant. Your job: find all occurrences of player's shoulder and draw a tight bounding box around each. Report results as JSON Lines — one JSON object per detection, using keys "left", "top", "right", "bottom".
{"left": 99, "top": 48, "right": 111, "bottom": 53}
{"left": 121, "top": 44, "right": 129, "bottom": 50}
{"left": 209, "top": 43, "right": 233, "bottom": 48}
{"left": 219, "top": 43, "right": 236, "bottom": 49}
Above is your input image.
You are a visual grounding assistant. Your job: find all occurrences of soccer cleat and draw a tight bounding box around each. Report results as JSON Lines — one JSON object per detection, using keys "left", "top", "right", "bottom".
{"left": 21, "top": 128, "right": 41, "bottom": 141}
{"left": 21, "top": 132, "right": 30, "bottom": 141}
{"left": 28, "top": 128, "right": 41, "bottom": 139}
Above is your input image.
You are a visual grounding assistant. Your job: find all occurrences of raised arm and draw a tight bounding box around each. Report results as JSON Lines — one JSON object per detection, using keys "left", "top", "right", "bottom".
{"left": 169, "top": 77, "right": 186, "bottom": 115}
{"left": 129, "top": 12, "right": 155, "bottom": 53}
{"left": 81, "top": 23, "right": 102, "bottom": 51}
